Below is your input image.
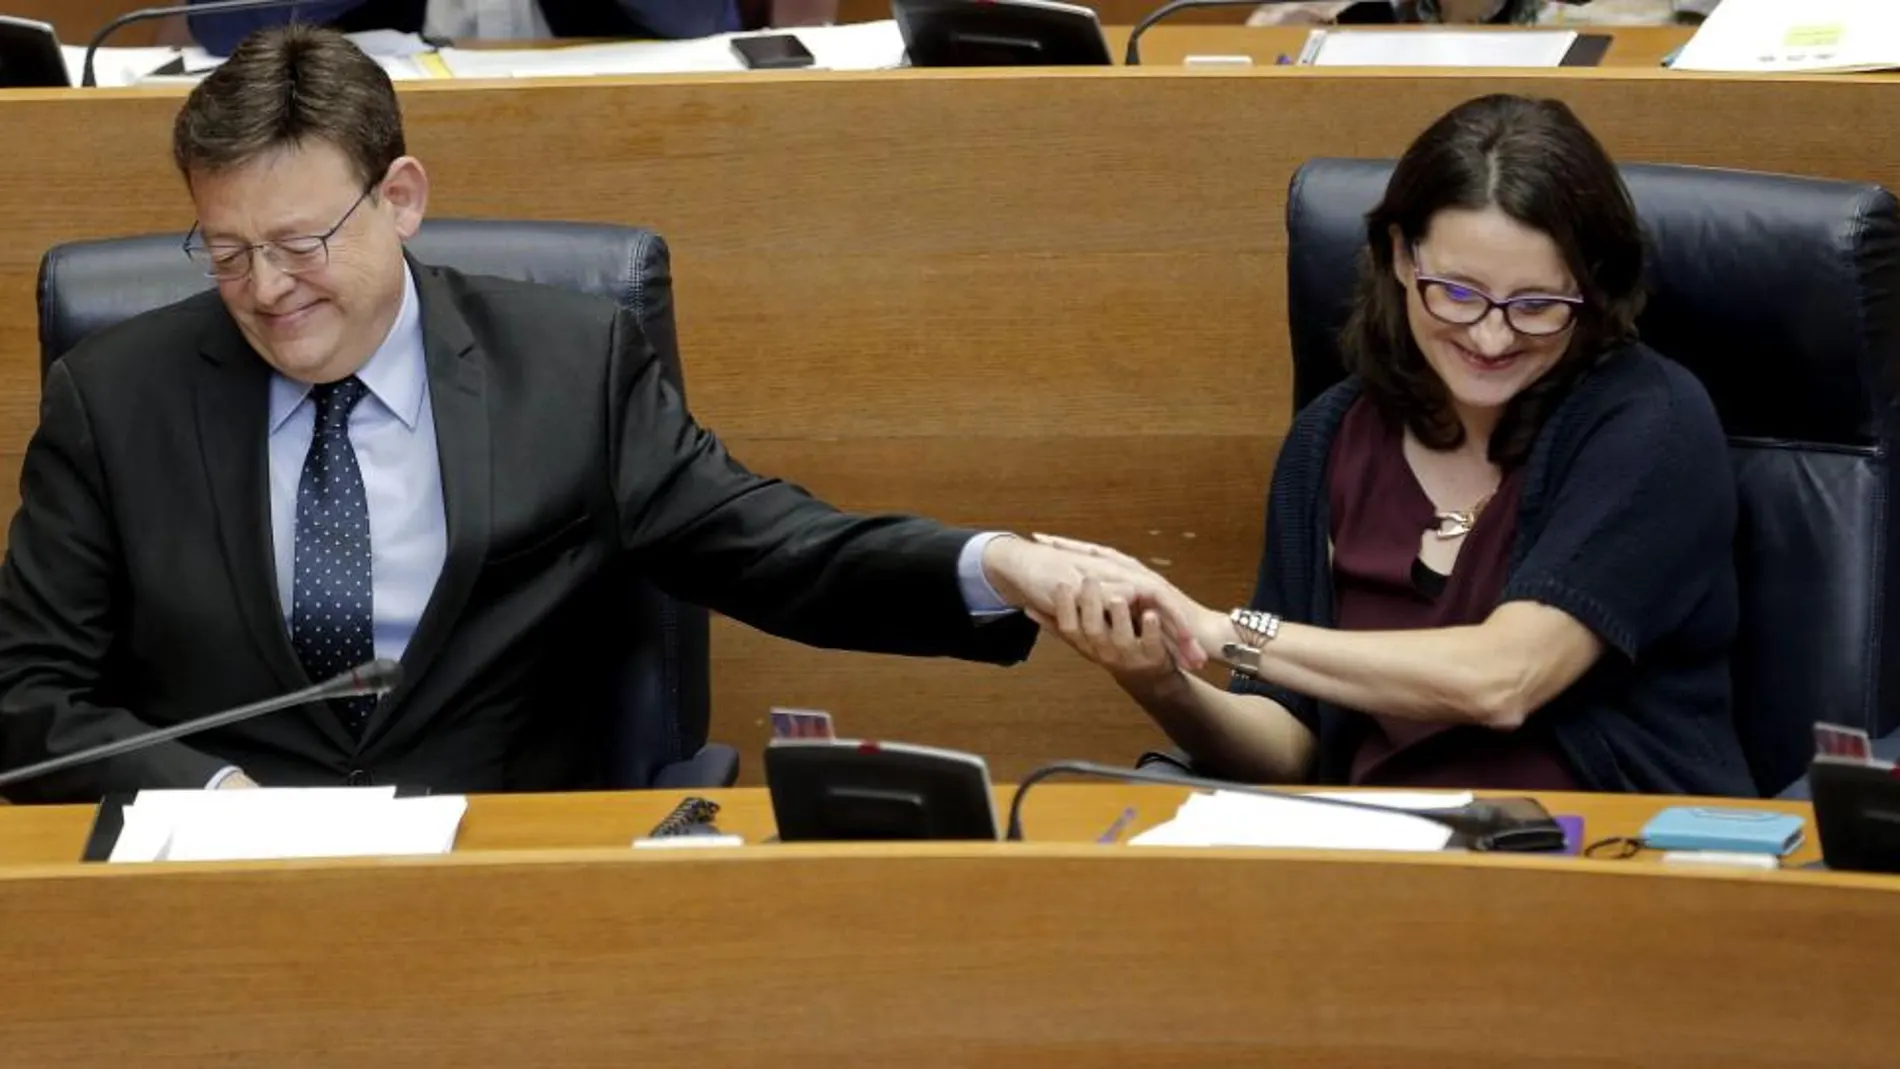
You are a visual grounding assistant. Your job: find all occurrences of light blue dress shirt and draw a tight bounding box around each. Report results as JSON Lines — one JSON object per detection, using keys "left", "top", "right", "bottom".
{"left": 215, "top": 266, "right": 1012, "bottom": 785}
{"left": 267, "top": 264, "right": 446, "bottom": 663}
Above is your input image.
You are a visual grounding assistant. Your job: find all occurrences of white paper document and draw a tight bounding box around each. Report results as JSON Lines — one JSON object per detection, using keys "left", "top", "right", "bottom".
{"left": 108, "top": 787, "right": 465, "bottom": 863}
{"left": 1127, "top": 789, "right": 1457, "bottom": 852}
{"left": 1299, "top": 30, "right": 1580, "bottom": 68}
{"left": 1670, "top": 0, "right": 1900, "bottom": 73}
{"left": 60, "top": 45, "right": 182, "bottom": 88}
{"left": 1305, "top": 789, "right": 1474, "bottom": 810}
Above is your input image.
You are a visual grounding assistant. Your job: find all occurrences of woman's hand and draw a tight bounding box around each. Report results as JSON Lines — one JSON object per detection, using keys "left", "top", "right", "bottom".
{"left": 1028, "top": 575, "right": 1182, "bottom": 689}
{"left": 1024, "top": 534, "right": 1230, "bottom": 688}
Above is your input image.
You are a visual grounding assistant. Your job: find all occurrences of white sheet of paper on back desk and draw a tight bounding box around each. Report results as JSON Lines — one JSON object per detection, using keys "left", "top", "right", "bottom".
{"left": 1669, "top": 0, "right": 1900, "bottom": 73}
{"left": 109, "top": 787, "right": 465, "bottom": 862}
{"left": 1301, "top": 30, "right": 1578, "bottom": 68}
{"left": 1126, "top": 789, "right": 1467, "bottom": 851}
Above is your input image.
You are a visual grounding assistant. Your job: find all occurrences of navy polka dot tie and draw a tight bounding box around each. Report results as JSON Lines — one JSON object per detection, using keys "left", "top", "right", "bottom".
{"left": 290, "top": 377, "right": 376, "bottom": 737}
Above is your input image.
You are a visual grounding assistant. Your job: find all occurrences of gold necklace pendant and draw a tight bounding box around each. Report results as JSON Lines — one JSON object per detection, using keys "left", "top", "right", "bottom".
{"left": 1431, "top": 509, "right": 1478, "bottom": 540}
{"left": 1430, "top": 489, "right": 1495, "bottom": 541}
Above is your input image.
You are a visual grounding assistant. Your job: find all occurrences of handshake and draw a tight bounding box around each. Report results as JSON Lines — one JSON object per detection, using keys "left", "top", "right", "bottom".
{"left": 980, "top": 532, "right": 1227, "bottom": 684}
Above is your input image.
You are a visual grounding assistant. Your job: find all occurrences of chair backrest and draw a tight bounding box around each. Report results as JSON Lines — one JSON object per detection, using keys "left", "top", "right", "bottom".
{"left": 1284, "top": 159, "right": 1900, "bottom": 796}
{"left": 35, "top": 220, "right": 711, "bottom": 789}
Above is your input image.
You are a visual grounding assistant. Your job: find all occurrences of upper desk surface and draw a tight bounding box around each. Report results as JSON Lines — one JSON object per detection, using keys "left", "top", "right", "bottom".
{"left": 0, "top": 786, "right": 1895, "bottom": 1069}
{"left": 0, "top": 782, "right": 1825, "bottom": 866}
{"left": 1120, "top": 24, "right": 1695, "bottom": 69}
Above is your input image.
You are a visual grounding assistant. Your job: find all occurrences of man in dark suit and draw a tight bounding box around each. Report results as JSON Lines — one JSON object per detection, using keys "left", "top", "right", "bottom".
{"left": 0, "top": 26, "right": 1196, "bottom": 802}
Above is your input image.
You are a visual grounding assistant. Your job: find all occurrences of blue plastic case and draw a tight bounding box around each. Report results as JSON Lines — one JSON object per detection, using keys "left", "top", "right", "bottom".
{"left": 1639, "top": 806, "right": 1806, "bottom": 856}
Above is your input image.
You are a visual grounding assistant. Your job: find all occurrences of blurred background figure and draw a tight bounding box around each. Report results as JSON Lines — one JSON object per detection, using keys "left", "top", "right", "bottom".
{"left": 186, "top": 0, "right": 756, "bottom": 55}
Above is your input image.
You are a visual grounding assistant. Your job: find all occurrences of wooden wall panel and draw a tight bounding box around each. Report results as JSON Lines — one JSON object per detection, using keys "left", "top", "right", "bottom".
{"left": 0, "top": 69, "right": 1896, "bottom": 781}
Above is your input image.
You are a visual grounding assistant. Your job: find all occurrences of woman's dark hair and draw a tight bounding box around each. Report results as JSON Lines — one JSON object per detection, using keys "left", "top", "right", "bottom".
{"left": 1340, "top": 94, "right": 1646, "bottom": 466}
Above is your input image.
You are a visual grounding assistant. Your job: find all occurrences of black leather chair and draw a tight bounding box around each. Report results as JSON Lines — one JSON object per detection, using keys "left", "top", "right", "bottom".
{"left": 1284, "top": 159, "right": 1900, "bottom": 797}
{"left": 35, "top": 220, "right": 739, "bottom": 790}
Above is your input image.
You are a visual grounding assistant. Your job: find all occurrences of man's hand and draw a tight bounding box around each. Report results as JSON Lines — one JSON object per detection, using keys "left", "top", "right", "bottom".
{"left": 981, "top": 533, "right": 1209, "bottom": 669}
{"left": 217, "top": 771, "right": 260, "bottom": 790}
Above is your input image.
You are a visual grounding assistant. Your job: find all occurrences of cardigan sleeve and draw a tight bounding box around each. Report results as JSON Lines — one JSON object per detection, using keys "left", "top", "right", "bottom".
{"left": 1500, "top": 357, "right": 1737, "bottom": 660}
{"left": 1229, "top": 384, "right": 1359, "bottom": 731}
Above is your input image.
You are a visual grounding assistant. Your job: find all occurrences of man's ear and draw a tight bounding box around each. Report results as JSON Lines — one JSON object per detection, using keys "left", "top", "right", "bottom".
{"left": 379, "top": 156, "right": 430, "bottom": 240}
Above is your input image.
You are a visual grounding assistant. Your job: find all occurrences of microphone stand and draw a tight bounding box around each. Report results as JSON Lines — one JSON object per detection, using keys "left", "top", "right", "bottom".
{"left": 82, "top": 0, "right": 321, "bottom": 87}
{"left": 1004, "top": 758, "right": 1522, "bottom": 845}
{"left": 0, "top": 660, "right": 400, "bottom": 790}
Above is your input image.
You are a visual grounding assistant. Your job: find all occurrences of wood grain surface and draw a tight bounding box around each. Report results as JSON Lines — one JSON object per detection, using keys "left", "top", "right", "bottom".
{"left": 0, "top": 787, "right": 1886, "bottom": 1068}
{"left": 0, "top": 782, "right": 1822, "bottom": 864}
{"left": 0, "top": 63, "right": 1895, "bottom": 781}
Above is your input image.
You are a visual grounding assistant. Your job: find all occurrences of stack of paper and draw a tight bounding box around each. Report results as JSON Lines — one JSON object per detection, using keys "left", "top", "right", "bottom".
{"left": 1298, "top": 30, "right": 1581, "bottom": 68}
{"left": 1670, "top": 0, "right": 1900, "bottom": 73}
{"left": 1127, "top": 789, "right": 1467, "bottom": 852}
{"left": 110, "top": 787, "right": 466, "bottom": 863}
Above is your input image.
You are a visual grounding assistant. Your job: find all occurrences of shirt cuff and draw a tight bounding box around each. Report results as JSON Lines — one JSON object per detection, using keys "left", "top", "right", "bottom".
{"left": 205, "top": 765, "right": 244, "bottom": 790}
{"left": 956, "top": 532, "right": 1019, "bottom": 617}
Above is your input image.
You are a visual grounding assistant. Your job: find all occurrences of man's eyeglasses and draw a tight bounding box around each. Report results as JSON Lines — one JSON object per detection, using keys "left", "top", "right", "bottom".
{"left": 183, "top": 185, "right": 375, "bottom": 282}
{"left": 1410, "top": 247, "right": 1584, "bottom": 338}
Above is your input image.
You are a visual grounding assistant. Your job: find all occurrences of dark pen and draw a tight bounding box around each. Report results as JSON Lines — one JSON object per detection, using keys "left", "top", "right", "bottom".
{"left": 1097, "top": 806, "right": 1139, "bottom": 844}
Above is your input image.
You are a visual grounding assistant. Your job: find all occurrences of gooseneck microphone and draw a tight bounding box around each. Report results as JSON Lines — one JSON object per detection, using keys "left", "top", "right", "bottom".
{"left": 0, "top": 659, "right": 402, "bottom": 789}
{"left": 81, "top": 0, "right": 322, "bottom": 87}
{"left": 1124, "top": 1, "right": 1300, "bottom": 66}
{"left": 1004, "top": 758, "right": 1537, "bottom": 846}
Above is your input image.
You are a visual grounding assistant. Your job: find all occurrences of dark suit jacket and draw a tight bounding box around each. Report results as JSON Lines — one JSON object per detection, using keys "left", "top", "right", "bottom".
{"left": 0, "top": 261, "right": 1036, "bottom": 802}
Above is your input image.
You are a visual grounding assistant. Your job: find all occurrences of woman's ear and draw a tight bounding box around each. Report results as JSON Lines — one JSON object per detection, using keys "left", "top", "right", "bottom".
{"left": 1389, "top": 225, "right": 1412, "bottom": 286}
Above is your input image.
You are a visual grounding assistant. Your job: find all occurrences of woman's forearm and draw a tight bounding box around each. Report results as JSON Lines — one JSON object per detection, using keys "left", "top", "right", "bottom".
{"left": 1192, "top": 602, "right": 1602, "bottom": 731}
{"left": 1118, "top": 668, "right": 1317, "bottom": 783}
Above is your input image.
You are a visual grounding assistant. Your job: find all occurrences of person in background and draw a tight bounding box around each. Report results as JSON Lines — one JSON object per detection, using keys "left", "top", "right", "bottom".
{"left": 187, "top": 0, "right": 742, "bottom": 55}
{"left": 1033, "top": 94, "right": 1755, "bottom": 797}
{"left": 1404, "top": 0, "right": 1542, "bottom": 22}
{"left": 1248, "top": 0, "right": 1544, "bottom": 24}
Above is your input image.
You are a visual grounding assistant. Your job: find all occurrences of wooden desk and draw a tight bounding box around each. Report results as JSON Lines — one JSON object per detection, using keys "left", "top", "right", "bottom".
{"left": 0, "top": 787, "right": 1890, "bottom": 1068}
{"left": 1122, "top": 24, "right": 1696, "bottom": 67}
{"left": 0, "top": 783, "right": 1824, "bottom": 865}
{"left": 1, "top": 63, "right": 1898, "bottom": 782}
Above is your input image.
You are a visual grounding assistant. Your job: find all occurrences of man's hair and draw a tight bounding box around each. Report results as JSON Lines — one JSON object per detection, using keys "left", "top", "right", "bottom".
{"left": 172, "top": 24, "right": 406, "bottom": 187}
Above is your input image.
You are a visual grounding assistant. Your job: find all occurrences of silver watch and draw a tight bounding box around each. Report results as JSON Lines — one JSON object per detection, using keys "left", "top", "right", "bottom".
{"left": 1221, "top": 608, "right": 1281, "bottom": 679}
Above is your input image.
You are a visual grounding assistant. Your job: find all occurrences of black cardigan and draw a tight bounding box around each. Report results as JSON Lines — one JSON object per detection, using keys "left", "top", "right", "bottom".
{"left": 1234, "top": 344, "right": 1756, "bottom": 796}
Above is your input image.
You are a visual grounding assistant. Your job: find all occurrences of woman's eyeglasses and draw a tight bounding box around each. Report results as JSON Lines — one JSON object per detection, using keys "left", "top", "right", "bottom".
{"left": 1410, "top": 248, "right": 1584, "bottom": 338}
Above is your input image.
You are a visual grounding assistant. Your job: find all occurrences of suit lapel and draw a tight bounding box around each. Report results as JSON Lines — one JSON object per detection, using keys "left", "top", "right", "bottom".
{"left": 194, "top": 316, "right": 359, "bottom": 753}
{"left": 362, "top": 262, "right": 491, "bottom": 745}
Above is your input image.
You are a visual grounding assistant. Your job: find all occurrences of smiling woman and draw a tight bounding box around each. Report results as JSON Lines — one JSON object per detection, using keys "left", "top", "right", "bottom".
{"left": 1034, "top": 94, "right": 1756, "bottom": 798}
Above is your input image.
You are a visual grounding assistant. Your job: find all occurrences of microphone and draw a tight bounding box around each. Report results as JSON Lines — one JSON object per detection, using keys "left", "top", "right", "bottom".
{"left": 81, "top": 0, "right": 324, "bottom": 88}
{"left": 0, "top": 659, "right": 402, "bottom": 790}
{"left": 1004, "top": 758, "right": 1562, "bottom": 850}
{"left": 1124, "top": 1, "right": 1303, "bottom": 66}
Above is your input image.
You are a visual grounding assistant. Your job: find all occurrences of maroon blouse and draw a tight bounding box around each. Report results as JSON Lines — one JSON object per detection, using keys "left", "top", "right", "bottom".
{"left": 1326, "top": 397, "right": 1580, "bottom": 790}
